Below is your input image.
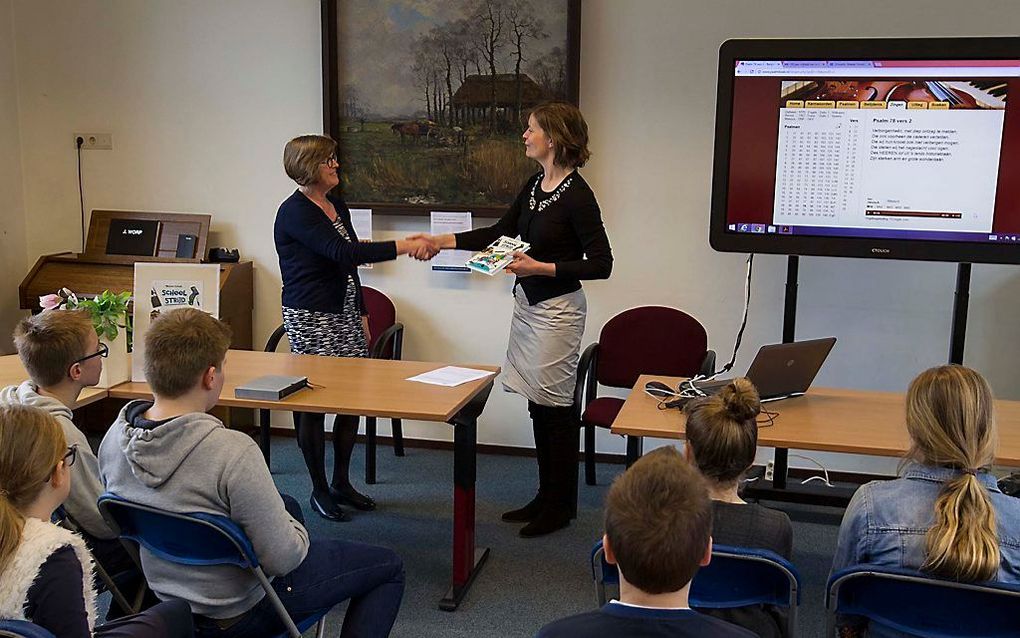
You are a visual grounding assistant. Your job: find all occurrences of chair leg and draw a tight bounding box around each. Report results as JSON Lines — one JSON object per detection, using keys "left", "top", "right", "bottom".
{"left": 392, "top": 418, "right": 405, "bottom": 457}
{"left": 316, "top": 618, "right": 326, "bottom": 638}
{"left": 584, "top": 423, "right": 597, "bottom": 485}
{"left": 365, "top": 416, "right": 377, "bottom": 485}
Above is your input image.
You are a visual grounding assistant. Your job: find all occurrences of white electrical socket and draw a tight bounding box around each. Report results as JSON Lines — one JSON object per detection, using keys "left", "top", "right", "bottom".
{"left": 764, "top": 460, "right": 775, "bottom": 482}
{"left": 73, "top": 133, "right": 113, "bottom": 150}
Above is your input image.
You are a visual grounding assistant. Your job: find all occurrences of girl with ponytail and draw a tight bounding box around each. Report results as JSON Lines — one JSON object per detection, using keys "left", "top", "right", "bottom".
{"left": 832, "top": 365, "right": 1020, "bottom": 635}
{"left": 0, "top": 404, "right": 193, "bottom": 638}
{"left": 683, "top": 378, "right": 793, "bottom": 638}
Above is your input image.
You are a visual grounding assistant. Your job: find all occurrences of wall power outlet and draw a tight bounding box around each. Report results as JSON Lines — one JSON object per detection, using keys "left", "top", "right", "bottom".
{"left": 74, "top": 133, "right": 112, "bottom": 150}
{"left": 764, "top": 460, "right": 775, "bottom": 482}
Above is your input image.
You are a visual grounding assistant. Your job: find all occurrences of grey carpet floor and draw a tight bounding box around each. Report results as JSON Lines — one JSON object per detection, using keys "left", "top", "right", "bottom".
{"left": 262, "top": 438, "right": 844, "bottom": 637}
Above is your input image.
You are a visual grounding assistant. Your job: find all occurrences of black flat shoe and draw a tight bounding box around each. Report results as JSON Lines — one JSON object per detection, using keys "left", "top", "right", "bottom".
{"left": 501, "top": 496, "right": 544, "bottom": 523}
{"left": 309, "top": 491, "right": 350, "bottom": 522}
{"left": 519, "top": 507, "right": 571, "bottom": 538}
{"left": 330, "top": 485, "right": 376, "bottom": 512}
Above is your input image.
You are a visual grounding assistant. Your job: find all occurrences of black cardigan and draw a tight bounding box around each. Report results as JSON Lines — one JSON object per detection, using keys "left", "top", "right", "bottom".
{"left": 274, "top": 190, "right": 397, "bottom": 314}
{"left": 455, "top": 171, "right": 612, "bottom": 305}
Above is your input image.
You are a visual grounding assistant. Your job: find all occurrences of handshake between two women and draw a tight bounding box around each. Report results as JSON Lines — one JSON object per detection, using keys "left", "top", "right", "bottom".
{"left": 396, "top": 233, "right": 447, "bottom": 261}
{"left": 393, "top": 232, "right": 549, "bottom": 276}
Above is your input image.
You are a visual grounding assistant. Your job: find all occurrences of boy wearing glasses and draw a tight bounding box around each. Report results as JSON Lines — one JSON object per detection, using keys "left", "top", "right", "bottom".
{"left": 0, "top": 310, "right": 133, "bottom": 579}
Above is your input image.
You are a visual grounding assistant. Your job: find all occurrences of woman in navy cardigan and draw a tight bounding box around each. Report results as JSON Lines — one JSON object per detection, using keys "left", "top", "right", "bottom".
{"left": 274, "top": 135, "right": 435, "bottom": 521}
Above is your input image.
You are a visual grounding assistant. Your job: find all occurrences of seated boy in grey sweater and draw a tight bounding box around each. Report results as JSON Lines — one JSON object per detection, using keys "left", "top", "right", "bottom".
{"left": 0, "top": 310, "right": 135, "bottom": 578}
{"left": 100, "top": 308, "right": 404, "bottom": 637}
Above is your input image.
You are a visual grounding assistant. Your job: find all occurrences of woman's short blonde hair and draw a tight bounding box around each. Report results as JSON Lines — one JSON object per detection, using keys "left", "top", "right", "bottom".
{"left": 283, "top": 135, "right": 336, "bottom": 186}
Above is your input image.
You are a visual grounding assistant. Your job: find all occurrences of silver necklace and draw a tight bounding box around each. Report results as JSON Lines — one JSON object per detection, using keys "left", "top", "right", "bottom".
{"left": 529, "top": 172, "right": 574, "bottom": 212}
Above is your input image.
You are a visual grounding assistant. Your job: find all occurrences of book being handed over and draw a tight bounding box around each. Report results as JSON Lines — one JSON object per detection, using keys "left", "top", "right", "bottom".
{"left": 466, "top": 236, "right": 531, "bottom": 276}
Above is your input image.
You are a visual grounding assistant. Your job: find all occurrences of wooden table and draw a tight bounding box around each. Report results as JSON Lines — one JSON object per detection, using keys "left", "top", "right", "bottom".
{"left": 109, "top": 349, "right": 500, "bottom": 611}
{"left": 0, "top": 354, "right": 108, "bottom": 407}
{"left": 612, "top": 375, "right": 1020, "bottom": 502}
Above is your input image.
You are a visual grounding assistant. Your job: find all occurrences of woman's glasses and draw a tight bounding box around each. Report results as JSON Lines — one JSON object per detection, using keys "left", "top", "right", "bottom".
{"left": 321, "top": 155, "right": 339, "bottom": 166}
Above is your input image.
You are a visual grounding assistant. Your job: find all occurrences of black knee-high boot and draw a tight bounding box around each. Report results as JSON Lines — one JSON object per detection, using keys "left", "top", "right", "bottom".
{"left": 295, "top": 412, "right": 348, "bottom": 521}
{"left": 502, "top": 402, "right": 552, "bottom": 522}
{"left": 520, "top": 404, "right": 579, "bottom": 537}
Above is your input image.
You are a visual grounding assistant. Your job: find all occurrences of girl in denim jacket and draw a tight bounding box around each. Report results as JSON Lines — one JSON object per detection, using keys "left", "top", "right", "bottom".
{"left": 831, "top": 365, "right": 1020, "bottom": 636}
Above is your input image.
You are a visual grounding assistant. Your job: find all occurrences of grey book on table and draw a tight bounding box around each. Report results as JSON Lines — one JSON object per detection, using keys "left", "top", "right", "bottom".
{"left": 234, "top": 375, "right": 309, "bottom": 401}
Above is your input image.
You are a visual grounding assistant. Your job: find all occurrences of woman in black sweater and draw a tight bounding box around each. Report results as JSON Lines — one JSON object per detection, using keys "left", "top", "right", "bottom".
{"left": 420, "top": 102, "right": 613, "bottom": 537}
{"left": 274, "top": 135, "right": 435, "bottom": 521}
{"left": 683, "top": 379, "right": 794, "bottom": 638}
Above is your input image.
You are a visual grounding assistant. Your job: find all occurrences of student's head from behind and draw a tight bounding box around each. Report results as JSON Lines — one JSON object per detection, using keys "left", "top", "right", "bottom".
{"left": 906, "top": 364, "right": 1000, "bottom": 582}
{"left": 0, "top": 404, "right": 71, "bottom": 574}
{"left": 144, "top": 308, "right": 232, "bottom": 409}
{"left": 603, "top": 446, "right": 712, "bottom": 594}
{"left": 683, "top": 378, "right": 761, "bottom": 486}
{"left": 13, "top": 310, "right": 102, "bottom": 390}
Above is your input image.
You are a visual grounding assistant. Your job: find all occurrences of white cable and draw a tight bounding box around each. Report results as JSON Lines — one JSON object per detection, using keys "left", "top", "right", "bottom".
{"left": 790, "top": 453, "right": 834, "bottom": 488}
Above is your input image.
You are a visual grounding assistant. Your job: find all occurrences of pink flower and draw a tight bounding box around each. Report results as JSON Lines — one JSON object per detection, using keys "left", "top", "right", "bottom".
{"left": 39, "top": 294, "right": 62, "bottom": 311}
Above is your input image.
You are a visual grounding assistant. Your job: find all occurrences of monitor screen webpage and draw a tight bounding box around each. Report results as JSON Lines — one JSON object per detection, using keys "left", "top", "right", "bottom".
{"left": 711, "top": 39, "right": 1020, "bottom": 263}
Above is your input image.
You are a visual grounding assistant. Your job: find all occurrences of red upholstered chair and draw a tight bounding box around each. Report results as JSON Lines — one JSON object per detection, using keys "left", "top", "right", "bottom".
{"left": 260, "top": 286, "right": 404, "bottom": 483}
{"left": 575, "top": 306, "right": 715, "bottom": 485}
{"left": 361, "top": 286, "right": 405, "bottom": 484}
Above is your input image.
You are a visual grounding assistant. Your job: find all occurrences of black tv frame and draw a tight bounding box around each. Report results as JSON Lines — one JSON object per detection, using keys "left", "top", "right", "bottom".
{"left": 709, "top": 36, "right": 1020, "bottom": 265}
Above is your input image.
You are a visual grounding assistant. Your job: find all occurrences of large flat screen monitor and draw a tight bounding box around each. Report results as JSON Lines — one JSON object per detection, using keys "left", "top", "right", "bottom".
{"left": 710, "top": 38, "right": 1020, "bottom": 264}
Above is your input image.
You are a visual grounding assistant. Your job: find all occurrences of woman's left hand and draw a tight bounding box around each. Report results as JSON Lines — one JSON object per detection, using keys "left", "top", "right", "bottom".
{"left": 505, "top": 252, "right": 554, "bottom": 277}
{"left": 361, "top": 315, "right": 372, "bottom": 344}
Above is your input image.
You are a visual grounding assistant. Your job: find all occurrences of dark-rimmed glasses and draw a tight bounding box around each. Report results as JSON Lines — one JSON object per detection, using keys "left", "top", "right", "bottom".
{"left": 44, "top": 445, "right": 79, "bottom": 483}
{"left": 72, "top": 342, "right": 109, "bottom": 365}
{"left": 321, "top": 154, "right": 338, "bottom": 166}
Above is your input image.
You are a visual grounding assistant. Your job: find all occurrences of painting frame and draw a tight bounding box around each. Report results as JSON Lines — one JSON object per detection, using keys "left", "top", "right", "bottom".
{"left": 321, "top": 0, "right": 582, "bottom": 218}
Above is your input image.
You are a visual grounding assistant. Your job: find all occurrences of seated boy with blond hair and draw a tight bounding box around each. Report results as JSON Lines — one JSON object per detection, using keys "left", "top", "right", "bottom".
{"left": 0, "top": 309, "right": 135, "bottom": 580}
{"left": 100, "top": 308, "right": 404, "bottom": 637}
{"left": 537, "top": 446, "right": 754, "bottom": 637}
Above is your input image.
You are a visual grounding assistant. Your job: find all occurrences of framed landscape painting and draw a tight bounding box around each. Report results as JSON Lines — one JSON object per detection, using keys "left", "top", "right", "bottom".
{"left": 322, "top": 0, "right": 581, "bottom": 217}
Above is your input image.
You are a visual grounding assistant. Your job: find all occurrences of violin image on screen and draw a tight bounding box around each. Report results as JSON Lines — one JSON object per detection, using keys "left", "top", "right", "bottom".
{"left": 781, "top": 79, "right": 1007, "bottom": 109}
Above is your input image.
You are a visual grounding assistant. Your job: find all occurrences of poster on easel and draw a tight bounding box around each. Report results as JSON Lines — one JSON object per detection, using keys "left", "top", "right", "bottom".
{"left": 132, "top": 263, "right": 221, "bottom": 382}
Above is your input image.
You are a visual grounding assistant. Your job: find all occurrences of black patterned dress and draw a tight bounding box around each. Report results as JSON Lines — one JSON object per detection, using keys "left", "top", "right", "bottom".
{"left": 281, "top": 217, "right": 369, "bottom": 359}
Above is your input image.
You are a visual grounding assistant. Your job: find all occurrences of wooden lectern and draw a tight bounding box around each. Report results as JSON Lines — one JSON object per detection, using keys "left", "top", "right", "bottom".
{"left": 19, "top": 210, "right": 253, "bottom": 350}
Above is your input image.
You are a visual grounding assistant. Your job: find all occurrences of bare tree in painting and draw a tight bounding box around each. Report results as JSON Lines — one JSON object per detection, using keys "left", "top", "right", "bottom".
{"left": 505, "top": 0, "right": 547, "bottom": 122}
{"left": 469, "top": 0, "right": 505, "bottom": 129}
{"left": 529, "top": 45, "right": 567, "bottom": 98}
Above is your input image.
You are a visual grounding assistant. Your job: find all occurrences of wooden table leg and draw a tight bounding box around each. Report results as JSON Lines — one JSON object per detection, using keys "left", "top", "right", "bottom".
{"left": 439, "top": 381, "right": 493, "bottom": 611}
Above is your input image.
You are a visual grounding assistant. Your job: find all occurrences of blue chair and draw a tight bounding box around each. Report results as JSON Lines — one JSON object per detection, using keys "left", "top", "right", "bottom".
{"left": 591, "top": 540, "right": 801, "bottom": 637}
{"left": 98, "top": 493, "right": 328, "bottom": 638}
{"left": 0, "top": 620, "right": 56, "bottom": 638}
{"left": 826, "top": 565, "right": 1020, "bottom": 637}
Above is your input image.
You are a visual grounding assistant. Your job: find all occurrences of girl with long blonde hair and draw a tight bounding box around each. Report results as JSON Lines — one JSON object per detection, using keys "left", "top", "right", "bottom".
{"left": 831, "top": 365, "right": 1020, "bottom": 635}
{"left": 0, "top": 404, "right": 192, "bottom": 637}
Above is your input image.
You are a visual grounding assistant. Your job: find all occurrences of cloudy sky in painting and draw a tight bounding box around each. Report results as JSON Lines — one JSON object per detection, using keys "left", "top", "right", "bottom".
{"left": 338, "top": 0, "right": 569, "bottom": 118}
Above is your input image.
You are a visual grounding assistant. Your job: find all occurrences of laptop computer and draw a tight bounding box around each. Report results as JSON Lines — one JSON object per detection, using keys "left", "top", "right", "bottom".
{"left": 694, "top": 337, "right": 837, "bottom": 401}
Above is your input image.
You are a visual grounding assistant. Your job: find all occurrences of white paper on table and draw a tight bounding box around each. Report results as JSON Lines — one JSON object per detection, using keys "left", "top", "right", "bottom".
{"left": 406, "top": 366, "right": 493, "bottom": 387}
{"left": 430, "top": 211, "right": 472, "bottom": 272}
{"left": 350, "top": 208, "right": 373, "bottom": 269}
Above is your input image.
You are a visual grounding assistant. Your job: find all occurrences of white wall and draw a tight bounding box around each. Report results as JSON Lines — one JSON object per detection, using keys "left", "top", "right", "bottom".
{"left": 10, "top": 0, "right": 1020, "bottom": 475}
{"left": 0, "top": 0, "right": 27, "bottom": 354}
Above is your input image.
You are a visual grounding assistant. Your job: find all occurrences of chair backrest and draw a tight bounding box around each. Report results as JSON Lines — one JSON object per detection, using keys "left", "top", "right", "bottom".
{"left": 827, "top": 565, "right": 1020, "bottom": 638}
{"left": 596, "top": 306, "right": 709, "bottom": 389}
{"left": 362, "top": 286, "right": 397, "bottom": 357}
{"left": 691, "top": 545, "right": 800, "bottom": 609}
{"left": 0, "top": 620, "right": 56, "bottom": 638}
{"left": 97, "top": 493, "right": 259, "bottom": 569}
{"left": 591, "top": 541, "right": 799, "bottom": 619}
